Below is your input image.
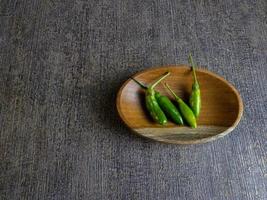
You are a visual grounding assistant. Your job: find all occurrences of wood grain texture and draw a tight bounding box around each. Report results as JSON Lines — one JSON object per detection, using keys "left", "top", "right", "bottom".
{"left": 117, "top": 66, "right": 243, "bottom": 144}
{"left": 0, "top": 0, "right": 267, "bottom": 200}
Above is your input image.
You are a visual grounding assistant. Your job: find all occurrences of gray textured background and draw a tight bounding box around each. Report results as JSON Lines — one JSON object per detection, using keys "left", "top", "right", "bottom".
{"left": 0, "top": 0, "right": 266, "bottom": 199}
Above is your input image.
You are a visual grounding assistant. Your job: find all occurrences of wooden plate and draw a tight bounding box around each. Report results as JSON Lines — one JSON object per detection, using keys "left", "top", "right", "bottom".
{"left": 116, "top": 65, "right": 243, "bottom": 144}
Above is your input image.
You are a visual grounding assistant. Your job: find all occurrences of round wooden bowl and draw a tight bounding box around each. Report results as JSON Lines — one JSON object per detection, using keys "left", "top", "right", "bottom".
{"left": 116, "top": 65, "right": 243, "bottom": 144}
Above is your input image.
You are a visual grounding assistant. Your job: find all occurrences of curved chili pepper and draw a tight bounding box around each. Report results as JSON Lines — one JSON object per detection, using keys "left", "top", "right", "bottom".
{"left": 131, "top": 77, "right": 184, "bottom": 125}
{"left": 131, "top": 72, "right": 170, "bottom": 125}
{"left": 165, "top": 83, "right": 197, "bottom": 128}
{"left": 188, "top": 53, "right": 201, "bottom": 118}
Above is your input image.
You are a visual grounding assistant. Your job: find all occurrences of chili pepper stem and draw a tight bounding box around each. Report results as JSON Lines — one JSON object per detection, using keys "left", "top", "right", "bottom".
{"left": 189, "top": 53, "right": 198, "bottom": 84}
{"left": 164, "top": 83, "right": 180, "bottom": 101}
{"left": 130, "top": 77, "right": 148, "bottom": 89}
{"left": 150, "top": 72, "right": 170, "bottom": 89}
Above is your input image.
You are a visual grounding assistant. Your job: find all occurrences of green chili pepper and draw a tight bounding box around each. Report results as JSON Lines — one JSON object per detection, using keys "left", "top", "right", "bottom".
{"left": 188, "top": 53, "right": 201, "bottom": 118}
{"left": 131, "top": 72, "right": 170, "bottom": 125}
{"left": 131, "top": 78, "right": 184, "bottom": 125}
{"left": 165, "top": 83, "right": 197, "bottom": 128}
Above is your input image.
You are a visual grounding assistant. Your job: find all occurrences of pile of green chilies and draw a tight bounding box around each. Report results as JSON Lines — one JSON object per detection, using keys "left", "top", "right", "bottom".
{"left": 131, "top": 54, "right": 201, "bottom": 128}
